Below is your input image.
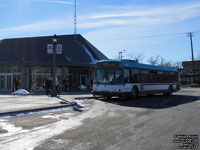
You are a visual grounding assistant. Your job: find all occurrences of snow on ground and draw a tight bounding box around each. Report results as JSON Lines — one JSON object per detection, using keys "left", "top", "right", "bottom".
{"left": 0, "top": 119, "right": 28, "bottom": 137}
{"left": 0, "top": 99, "right": 105, "bottom": 150}
{"left": 11, "top": 89, "right": 30, "bottom": 96}
{"left": 41, "top": 113, "right": 74, "bottom": 119}
{"left": 0, "top": 98, "right": 88, "bottom": 118}
{"left": 75, "top": 98, "right": 89, "bottom": 106}
{"left": 0, "top": 106, "right": 74, "bottom": 118}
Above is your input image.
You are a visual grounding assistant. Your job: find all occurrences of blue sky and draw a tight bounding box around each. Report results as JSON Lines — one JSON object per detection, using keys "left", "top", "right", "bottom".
{"left": 0, "top": 0, "right": 200, "bottom": 63}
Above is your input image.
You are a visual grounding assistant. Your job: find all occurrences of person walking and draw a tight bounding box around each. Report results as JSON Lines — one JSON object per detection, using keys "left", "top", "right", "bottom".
{"left": 45, "top": 77, "right": 51, "bottom": 96}
{"left": 13, "top": 77, "right": 19, "bottom": 92}
{"left": 55, "top": 78, "right": 60, "bottom": 97}
{"left": 62, "top": 77, "right": 69, "bottom": 92}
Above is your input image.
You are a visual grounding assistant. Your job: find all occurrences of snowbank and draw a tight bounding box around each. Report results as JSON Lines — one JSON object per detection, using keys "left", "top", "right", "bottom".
{"left": 11, "top": 89, "right": 31, "bottom": 96}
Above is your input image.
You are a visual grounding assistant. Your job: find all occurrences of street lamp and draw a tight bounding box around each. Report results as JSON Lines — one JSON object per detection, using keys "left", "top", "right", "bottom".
{"left": 118, "top": 50, "right": 126, "bottom": 59}
{"left": 51, "top": 34, "right": 57, "bottom": 97}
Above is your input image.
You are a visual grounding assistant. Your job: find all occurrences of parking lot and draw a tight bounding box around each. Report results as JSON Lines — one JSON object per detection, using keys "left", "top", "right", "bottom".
{"left": 0, "top": 87, "right": 200, "bottom": 150}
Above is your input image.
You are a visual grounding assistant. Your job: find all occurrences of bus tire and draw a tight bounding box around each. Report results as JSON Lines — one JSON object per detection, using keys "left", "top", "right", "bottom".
{"left": 131, "top": 87, "right": 138, "bottom": 100}
{"left": 165, "top": 85, "right": 173, "bottom": 96}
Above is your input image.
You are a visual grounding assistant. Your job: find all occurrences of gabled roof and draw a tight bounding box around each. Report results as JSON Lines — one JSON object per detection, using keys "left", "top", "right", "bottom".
{"left": 0, "top": 34, "right": 108, "bottom": 66}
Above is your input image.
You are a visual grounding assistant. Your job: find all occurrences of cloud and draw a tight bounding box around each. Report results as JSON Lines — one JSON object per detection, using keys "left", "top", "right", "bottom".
{"left": 94, "top": 2, "right": 200, "bottom": 19}
{"left": 0, "top": 19, "right": 72, "bottom": 37}
{"left": 1, "top": 1, "right": 200, "bottom": 38}
{"left": 44, "top": 0, "right": 74, "bottom": 5}
{"left": 79, "top": 18, "right": 160, "bottom": 28}
{"left": 81, "top": 1, "right": 200, "bottom": 28}
{"left": 26, "top": 0, "right": 74, "bottom": 5}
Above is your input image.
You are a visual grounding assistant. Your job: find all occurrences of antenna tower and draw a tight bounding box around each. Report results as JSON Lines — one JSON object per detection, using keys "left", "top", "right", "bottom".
{"left": 74, "top": 0, "right": 77, "bottom": 37}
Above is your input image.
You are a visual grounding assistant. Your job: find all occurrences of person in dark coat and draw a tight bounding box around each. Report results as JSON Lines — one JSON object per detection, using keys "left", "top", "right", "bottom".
{"left": 63, "top": 78, "right": 69, "bottom": 92}
{"left": 13, "top": 78, "right": 19, "bottom": 92}
{"left": 45, "top": 77, "right": 51, "bottom": 96}
{"left": 89, "top": 78, "right": 93, "bottom": 91}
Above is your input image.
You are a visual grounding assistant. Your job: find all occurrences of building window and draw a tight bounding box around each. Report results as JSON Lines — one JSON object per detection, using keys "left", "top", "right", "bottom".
{"left": 0, "top": 67, "right": 5, "bottom": 73}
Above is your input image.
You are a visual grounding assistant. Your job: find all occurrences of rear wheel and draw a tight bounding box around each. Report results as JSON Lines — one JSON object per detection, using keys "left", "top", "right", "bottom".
{"left": 131, "top": 87, "right": 138, "bottom": 100}
{"left": 164, "top": 86, "right": 173, "bottom": 96}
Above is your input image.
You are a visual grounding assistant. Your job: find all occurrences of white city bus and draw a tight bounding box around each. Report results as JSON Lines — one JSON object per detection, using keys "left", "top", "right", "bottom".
{"left": 92, "top": 59, "right": 180, "bottom": 99}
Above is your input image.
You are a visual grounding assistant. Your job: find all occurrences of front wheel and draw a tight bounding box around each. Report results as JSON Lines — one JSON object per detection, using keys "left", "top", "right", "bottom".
{"left": 131, "top": 87, "right": 138, "bottom": 100}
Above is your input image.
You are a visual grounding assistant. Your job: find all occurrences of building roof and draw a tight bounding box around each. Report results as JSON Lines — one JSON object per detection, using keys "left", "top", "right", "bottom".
{"left": 0, "top": 34, "right": 108, "bottom": 67}
{"left": 182, "top": 60, "right": 200, "bottom": 67}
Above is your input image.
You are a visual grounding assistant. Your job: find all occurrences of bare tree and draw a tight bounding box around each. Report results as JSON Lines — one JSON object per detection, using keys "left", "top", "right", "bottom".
{"left": 174, "top": 61, "right": 183, "bottom": 68}
{"left": 148, "top": 55, "right": 160, "bottom": 65}
{"left": 148, "top": 55, "right": 180, "bottom": 68}
{"left": 127, "top": 52, "right": 145, "bottom": 63}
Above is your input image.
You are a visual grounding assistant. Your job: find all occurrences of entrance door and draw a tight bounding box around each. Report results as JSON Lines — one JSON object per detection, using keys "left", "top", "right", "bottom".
{"left": 80, "top": 75, "right": 87, "bottom": 90}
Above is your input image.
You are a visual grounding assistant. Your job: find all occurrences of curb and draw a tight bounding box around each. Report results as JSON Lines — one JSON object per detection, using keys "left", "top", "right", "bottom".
{"left": 0, "top": 103, "right": 76, "bottom": 117}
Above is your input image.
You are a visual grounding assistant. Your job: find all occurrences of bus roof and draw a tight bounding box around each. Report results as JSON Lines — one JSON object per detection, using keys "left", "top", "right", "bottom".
{"left": 97, "top": 59, "right": 178, "bottom": 72}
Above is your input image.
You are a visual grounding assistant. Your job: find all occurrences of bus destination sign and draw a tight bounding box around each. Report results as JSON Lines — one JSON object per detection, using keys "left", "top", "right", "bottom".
{"left": 97, "top": 62, "right": 119, "bottom": 67}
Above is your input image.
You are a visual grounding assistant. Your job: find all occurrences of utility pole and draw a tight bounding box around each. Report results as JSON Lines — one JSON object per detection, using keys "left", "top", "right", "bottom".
{"left": 51, "top": 34, "right": 57, "bottom": 97}
{"left": 118, "top": 50, "right": 126, "bottom": 59}
{"left": 187, "top": 32, "right": 195, "bottom": 84}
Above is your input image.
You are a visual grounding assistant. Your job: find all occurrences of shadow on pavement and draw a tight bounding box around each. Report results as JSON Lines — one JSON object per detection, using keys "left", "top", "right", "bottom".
{"left": 56, "top": 97, "right": 84, "bottom": 112}
{"left": 95, "top": 94, "right": 200, "bottom": 109}
{"left": 74, "top": 97, "right": 94, "bottom": 100}
{"left": 56, "top": 97, "right": 72, "bottom": 104}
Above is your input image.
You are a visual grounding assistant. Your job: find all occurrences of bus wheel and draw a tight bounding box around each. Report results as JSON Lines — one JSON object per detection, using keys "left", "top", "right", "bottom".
{"left": 165, "top": 86, "right": 173, "bottom": 96}
{"left": 131, "top": 87, "right": 138, "bottom": 100}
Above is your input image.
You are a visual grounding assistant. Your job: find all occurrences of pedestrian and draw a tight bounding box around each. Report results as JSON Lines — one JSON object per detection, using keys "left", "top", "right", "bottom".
{"left": 62, "top": 77, "right": 69, "bottom": 92}
{"left": 13, "top": 77, "right": 19, "bottom": 92}
{"left": 89, "top": 77, "right": 93, "bottom": 91}
{"left": 45, "top": 77, "right": 51, "bottom": 96}
{"left": 55, "top": 78, "right": 60, "bottom": 97}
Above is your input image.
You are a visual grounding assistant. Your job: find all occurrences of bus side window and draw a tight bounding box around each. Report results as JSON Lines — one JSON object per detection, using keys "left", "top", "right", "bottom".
{"left": 157, "top": 71, "right": 164, "bottom": 83}
{"left": 149, "top": 71, "right": 157, "bottom": 83}
{"left": 124, "top": 69, "right": 130, "bottom": 83}
{"left": 164, "top": 72, "right": 170, "bottom": 83}
{"left": 141, "top": 70, "right": 149, "bottom": 83}
{"left": 131, "top": 69, "right": 140, "bottom": 83}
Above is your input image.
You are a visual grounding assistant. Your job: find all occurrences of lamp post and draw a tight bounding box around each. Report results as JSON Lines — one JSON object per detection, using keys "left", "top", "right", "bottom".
{"left": 118, "top": 50, "right": 126, "bottom": 59}
{"left": 51, "top": 34, "right": 57, "bottom": 97}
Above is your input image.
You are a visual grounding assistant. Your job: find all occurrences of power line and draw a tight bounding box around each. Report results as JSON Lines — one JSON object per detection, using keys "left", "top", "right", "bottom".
{"left": 93, "top": 31, "right": 200, "bottom": 42}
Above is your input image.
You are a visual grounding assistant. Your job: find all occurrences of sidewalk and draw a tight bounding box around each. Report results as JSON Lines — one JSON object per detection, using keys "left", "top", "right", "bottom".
{"left": 0, "top": 93, "right": 92, "bottom": 116}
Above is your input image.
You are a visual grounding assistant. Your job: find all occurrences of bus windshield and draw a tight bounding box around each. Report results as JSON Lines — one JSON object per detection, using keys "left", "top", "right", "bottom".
{"left": 96, "top": 68, "right": 122, "bottom": 83}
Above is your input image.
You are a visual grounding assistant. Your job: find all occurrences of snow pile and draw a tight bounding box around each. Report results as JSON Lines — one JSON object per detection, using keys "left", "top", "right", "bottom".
{"left": 0, "top": 119, "right": 26, "bottom": 137}
{"left": 75, "top": 98, "right": 88, "bottom": 107}
{"left": 11, "top": 89, "right": 31, "bottom": 96}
